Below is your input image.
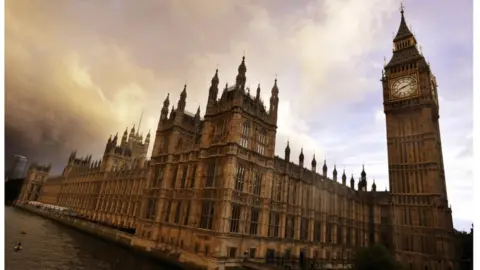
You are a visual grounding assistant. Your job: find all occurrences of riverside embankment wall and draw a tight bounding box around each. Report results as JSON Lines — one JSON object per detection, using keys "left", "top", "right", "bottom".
{"left": 16, "top": 205, "right": 209, "bottom": 270}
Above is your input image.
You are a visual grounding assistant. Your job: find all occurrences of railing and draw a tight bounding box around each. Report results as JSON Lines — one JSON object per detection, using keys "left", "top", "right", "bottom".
{"left": 255, "top": 256, "right": 352, "bottom": 270}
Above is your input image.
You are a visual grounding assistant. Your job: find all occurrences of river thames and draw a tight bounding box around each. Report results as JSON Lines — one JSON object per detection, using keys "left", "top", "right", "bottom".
{"left": 5, "top": 206, "right": 168, "bottom": 270}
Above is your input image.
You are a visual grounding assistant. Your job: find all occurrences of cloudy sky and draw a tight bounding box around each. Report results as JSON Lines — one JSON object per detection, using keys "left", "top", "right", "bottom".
{"left": 5, "top": 0, "right": 472, "bottom": 231}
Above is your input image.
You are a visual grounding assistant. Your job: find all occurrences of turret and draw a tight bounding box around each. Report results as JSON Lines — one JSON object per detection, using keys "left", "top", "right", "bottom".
{"left": 269, "top": 78, "right": 279, "bottom": 123}
{"left": 207, "top": 69, "right": 219, "bottom": 108}
{"left": 178, "top": 85, "right": 187, "bottom": 112}
{"left": 235, "top": 56, "right": 247, "bottom": 91}
{"left": 372, "top": 179, "right": 377, "bottom": 192}
{"left": 361, "top": 165, "right": 367, "bottom": 189}
{"left": 333, "top": 165, "right": 338, "bottom": 181}
{"left": 195, "top": 106, "right": 201, "bottom": 121}
{"left": 342, "top": 170, "right": 347, "bottom": 185}
{"left": 322, "top": 159, "right": 328, "bottom": 178}
{"left": 121, "top": 128, "right": 128, "bottom": 145}
{"left": 112, "top": 133, "right": 118, "bottom": 147}
{"left": 145, "top": 130, "right": 151, "bottom": 146}
{"left": 256, "top": 84, "right": 261, "bottom": 102}
{"left": 285, "top": 141, "right": 290, "bottom": 163}
{"left": 128, "top": 126, "right": 135, "bottom": 143}
{"left": 160, "top": 93, "right": 170, "bottom": 122}
{"left": 169, "top": 105, "right": 175, "bottom": 119}
{"left": 68, "top": 150, "right": 77, "bottom": 163}
{"left": 311, "top": 154, "right": 317, "bottom": 172}
{"left": 299, "top": 148, "right": 304, "bottom": 167}
{"left": 350, "top": 174, "right": 355, "bottom": 189}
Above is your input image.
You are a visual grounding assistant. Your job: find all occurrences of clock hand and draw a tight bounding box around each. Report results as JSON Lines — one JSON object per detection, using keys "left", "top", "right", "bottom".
{"left": 397, "top": 84, "right": 409, "bottom": 92}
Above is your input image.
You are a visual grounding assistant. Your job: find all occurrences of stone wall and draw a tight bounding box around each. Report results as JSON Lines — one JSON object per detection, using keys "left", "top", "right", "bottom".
{"left": 38, "top": 177, "right": 63, "bottom": 205}
{"left": 16, "top": 205, "right": 209, "bottom": 270}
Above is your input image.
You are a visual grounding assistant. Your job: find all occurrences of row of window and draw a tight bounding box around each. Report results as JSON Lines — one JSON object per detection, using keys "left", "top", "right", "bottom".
{"left": 401, "top": 235, "right": 437, "bottom": 254}
{"left": 234, "top": 165, "right": 262, "bottom": 195}
{"left": 270, "top": 178, "right": 369, "bottom": 219}
{"left": 395, "top": 39, "right": 411, "bottom": 51}
{"left": 240, "top": 122, "right": 266, "bottom": 155}
{"left": 400, "top": 207, "right": 429, "bottom": 227}
{"left": 229, "top": 205, "right": 260, "bottom": 234}
{"left": 151, "top": 164, "right": 198, "bottom": 189}
{"left": 390, "top": 62, "right": 417, "bottom": 73}
{"left": 194, "top": 199, "right": 372, "bottom": 245}
{"left": 98, "top": 200, "right": 138, "bottom": 216}
{"left": 144, "top": 199, "right": 192, "bottom": 227}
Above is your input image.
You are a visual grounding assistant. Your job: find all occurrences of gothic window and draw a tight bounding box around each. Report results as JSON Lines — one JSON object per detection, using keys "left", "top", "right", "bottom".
{"left": 214, "top": 120, "right": 226, "bottom": 143}
{"left": 300, "top": 218, "right": 308, "bottom": 240}
{"left": 291, "top": 185, "right": 297, "bottom": 205}
{"left": 211, "top": 126, "right": 216, "bottom": 140}
{"left": 314, "top": 221, "right": 322, "bottom": 242}
{"left": 228, "top": 247, "right": 237, "bottom": 258}
{"left": 205, "top": 159, "right": 217, "bottom": 187}
{"left": 239, "top": 122, "right": 250, "bottom": 148}
{"left": 285, "top": 215, "right": 295, "bottom": 239}
{"left": 159, "top": 139, "right": 165, "bottom": 152}
{"left": 272, "top": 177, "right": 281, "bottom": 201}
{"left": 337, "top": 226, "right": 343, "bottom": 244}
{"left": 286, "top": 183, "right": 290, "bottom": 203}
{"left": 183, "top": 202, "right": 191, "bottom": 226}
{"left": 176, "top": 138, "right": 183, "bottom": 150}
{"left": 195, "top": 125, "right": 202, "bottom": 145}
{"left": 171, "top": 166, "right": 179, "bottom": 188}
{"left": 235, "top": 165, "right": 245, "bottom": 191}
{"left": 249, "top": 208, "right": 259, "bottom": 235}
{"left": 174, "top": 201, "right": 182, "bottom": 224}
{"left": 252, "top": 172, "right": 262, "bottom": 196}
{"left": 356, "top": 228, "right": 361, "bottom": 246}
{"left": 268, "top": 212, "right": 280, "bottom": 237}
{"left": 326, "top": 223, "right": 332, "bottom": 243}
{"left": 221, "top": 120, "right": 227, "bottom": 137}
{"left": 163, "top": 200, "right": 172, "bottom": 223}
{"left": 199, "top": 200, "right": 215, "bottom": 230}
{"left": 347, "top": 227, "right": 352, "bottom": 245}
{"left": 180, "top": 166, "right": 188, "bottom": 188}
{"left": 229, "top": 204, "right": 241, "bottom": 233}
{"left": 257, "top": 130, "right": 266, "bottom": 155}
{"left": 152, "top": 166, "right": 164, "bottom": 188}
{"left": 190, "top": 165, "right": 197, "bottom": 188}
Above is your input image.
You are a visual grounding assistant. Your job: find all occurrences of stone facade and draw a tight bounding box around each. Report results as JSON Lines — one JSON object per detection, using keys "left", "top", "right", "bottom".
{"left": 24, "top": 9, "right": 455, "bottom": 270}
{"left": 38, "top": 176, "right": 63, "bottom": 205}
{"left": 381, "top": 9, "right": 455, "bottom": 270}
{"left": 18, "top": 163, "right": 51, "bottom": 202}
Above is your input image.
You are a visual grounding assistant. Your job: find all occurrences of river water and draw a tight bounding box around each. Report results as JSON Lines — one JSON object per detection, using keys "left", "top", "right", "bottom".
{"left": 5, "top": 206, "right": 168, "bottom": 270}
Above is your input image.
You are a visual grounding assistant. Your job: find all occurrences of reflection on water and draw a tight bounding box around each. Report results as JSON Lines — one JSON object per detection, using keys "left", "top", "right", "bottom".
{"left": 5, "top": 207, "right": 167, "bottom": 270}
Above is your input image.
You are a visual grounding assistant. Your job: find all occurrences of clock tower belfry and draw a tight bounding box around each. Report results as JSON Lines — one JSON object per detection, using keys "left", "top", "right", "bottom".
{"left": 382, "top": 5, "right": 455, "bottom": 270}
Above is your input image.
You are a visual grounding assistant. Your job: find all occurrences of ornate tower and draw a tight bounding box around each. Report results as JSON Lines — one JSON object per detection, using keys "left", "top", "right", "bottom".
{"left": 382, "top": 6, "right": 455, "bottom": 270}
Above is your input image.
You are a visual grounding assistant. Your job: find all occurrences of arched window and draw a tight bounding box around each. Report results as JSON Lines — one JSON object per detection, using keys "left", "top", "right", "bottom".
{"left": 176, "top": 138, "right": 183, "bottom": 150}
{"left": 239, "top": 122, "right": 250, "bottom": 148}
{"left": 257, "top": 129, "right": 266, "bottom": 155}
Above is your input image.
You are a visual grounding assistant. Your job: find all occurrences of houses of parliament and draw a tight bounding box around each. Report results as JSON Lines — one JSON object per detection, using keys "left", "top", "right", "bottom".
{"left": 18, "top": 9, "right": 456, "bottom": 270}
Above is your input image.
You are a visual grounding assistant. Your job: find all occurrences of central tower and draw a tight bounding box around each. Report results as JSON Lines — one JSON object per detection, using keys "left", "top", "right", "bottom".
{"left": 382, "top": 7, "right": 455, "bottom": 270}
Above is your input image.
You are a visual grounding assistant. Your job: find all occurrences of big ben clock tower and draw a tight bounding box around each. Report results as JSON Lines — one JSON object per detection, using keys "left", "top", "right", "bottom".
{"left": 382, "top": 6, "right": 456, "bottom": 270}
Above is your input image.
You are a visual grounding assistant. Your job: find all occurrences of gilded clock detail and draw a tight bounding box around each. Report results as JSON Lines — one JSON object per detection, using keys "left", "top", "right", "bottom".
{"left": 390, "top": 76, "right": 418, "bottom": 100}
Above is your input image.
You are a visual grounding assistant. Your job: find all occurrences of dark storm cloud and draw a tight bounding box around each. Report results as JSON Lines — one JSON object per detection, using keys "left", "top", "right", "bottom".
{"left": 4, "top": 0, "right": 398, "bottom": 173}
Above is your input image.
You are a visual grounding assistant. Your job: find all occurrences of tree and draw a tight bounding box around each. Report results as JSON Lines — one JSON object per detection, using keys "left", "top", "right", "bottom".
{"left": 352, "top": 244, "right": 402, "bottom": 270}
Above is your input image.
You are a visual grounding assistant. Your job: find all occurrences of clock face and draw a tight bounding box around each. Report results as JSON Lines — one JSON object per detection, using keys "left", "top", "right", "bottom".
{"left": 391, "top": 76, "right": 417, "bottom": 99}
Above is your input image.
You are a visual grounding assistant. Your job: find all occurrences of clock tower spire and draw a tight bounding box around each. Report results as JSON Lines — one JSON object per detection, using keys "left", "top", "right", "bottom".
{"left": 382, "top": 4, "right": 455, "bottom": 270}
